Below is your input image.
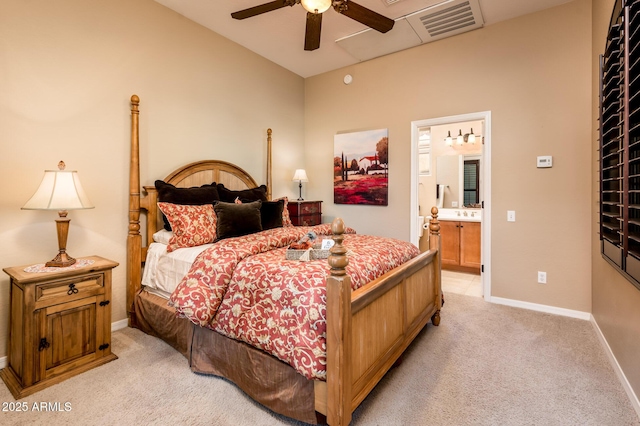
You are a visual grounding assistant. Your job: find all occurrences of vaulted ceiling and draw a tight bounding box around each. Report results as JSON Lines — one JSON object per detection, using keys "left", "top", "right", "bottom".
{"left": 155, "top": 0, "right": 574, "bottom": 77}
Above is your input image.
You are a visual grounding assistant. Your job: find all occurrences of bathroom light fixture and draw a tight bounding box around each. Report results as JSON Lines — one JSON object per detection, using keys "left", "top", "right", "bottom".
{"left": 445, "top": 128, "right": 479, "bottom": 146}
{"left": 445, "top": 131, "right": 453, "bottom": 147}
{"left": 467, "top": 128, "right": 476, "bottom": 144}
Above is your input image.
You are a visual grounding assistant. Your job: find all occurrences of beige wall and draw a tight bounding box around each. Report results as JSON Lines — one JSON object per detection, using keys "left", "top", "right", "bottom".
{"left": 0, "top": 0, "right": 305, "bottom": 357}
{"left": 305, "top": 0, "right": 592, "bottom": 311}
{"left": 592, "top": 0, "right": 640, "bottom": 402}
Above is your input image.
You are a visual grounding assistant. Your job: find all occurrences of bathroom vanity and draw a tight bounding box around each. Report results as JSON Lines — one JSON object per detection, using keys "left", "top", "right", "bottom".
{"left": 436, "top": 209, "right": 481, "bottom": 274}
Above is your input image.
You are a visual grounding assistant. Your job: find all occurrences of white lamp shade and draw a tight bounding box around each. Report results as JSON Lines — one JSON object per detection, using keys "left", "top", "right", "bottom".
{"left": 301, "top": 0, "right": 331, "bottom": 13}
{"left": 22, "top": 170, "right": 94, "bottom": 210}
{"left": 292, "top": 169, "right": 309, "bottom": 182}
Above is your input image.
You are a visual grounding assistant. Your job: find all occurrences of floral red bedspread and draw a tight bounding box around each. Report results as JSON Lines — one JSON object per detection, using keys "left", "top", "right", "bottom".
{"left": 168, "top": 224, "right": 419, "bottom": 380}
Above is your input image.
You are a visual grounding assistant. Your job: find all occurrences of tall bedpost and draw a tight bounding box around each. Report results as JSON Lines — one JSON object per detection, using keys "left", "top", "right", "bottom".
{"left": 266, "top": 128, "right": 272, "bottom": 200}
{"left": 326, "top": 218, "right": 352, "bottom": 426}
{"left": 127, "top": 94, "right": 142, "bottom": 327}
{"left": 429, "top": 206, "right": 442, "bottom": 326}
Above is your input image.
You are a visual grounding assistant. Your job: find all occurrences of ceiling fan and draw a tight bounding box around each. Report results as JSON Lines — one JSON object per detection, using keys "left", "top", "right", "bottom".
{"left": 231, "top": 0, "right": 395, "bottom": 51}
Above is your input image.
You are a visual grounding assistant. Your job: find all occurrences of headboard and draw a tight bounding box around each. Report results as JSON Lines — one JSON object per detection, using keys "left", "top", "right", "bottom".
{"left": 126, "top": 95, "right": 272, "bottom": 325}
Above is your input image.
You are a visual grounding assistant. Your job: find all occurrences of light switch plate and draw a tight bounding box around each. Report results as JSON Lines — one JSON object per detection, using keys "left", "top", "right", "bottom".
{"left": 507, "top": 210, "right": 516, "bottom": 222}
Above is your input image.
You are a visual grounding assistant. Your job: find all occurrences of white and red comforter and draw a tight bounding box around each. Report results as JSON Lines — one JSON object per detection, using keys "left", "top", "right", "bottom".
{"left": 168, "top": 224, "right": 419, "bottom": 380}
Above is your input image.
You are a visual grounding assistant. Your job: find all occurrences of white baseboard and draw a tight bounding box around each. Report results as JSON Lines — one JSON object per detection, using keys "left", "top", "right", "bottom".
{"left": 591, "top": 316, "right": 640, "bottom": 419}
{"left": 489, "top": 296, "right": 592, "bottom": 320}
{"left": 0, "top": 319, "right": 131, "bottom": 371}
{"left": 111, "top": 318, "right": 129, "bottom": 332}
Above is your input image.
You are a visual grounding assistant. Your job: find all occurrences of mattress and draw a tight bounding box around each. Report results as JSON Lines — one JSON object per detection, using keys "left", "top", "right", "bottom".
{"left": 141, "top": 230, "right": 210, "bottom": 298}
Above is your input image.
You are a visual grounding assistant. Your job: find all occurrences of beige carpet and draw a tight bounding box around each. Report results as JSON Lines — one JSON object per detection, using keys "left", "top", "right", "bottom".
{"left": 1, "top": 292, "right": 638, "bottom": 426}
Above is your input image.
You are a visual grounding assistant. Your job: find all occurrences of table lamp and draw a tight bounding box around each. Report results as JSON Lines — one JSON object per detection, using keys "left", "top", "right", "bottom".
{"left": 292, "top": 169, "right": 308, "bottom": 201}
{"left": 22, "top": 161, "right": 94, "bottom": 267}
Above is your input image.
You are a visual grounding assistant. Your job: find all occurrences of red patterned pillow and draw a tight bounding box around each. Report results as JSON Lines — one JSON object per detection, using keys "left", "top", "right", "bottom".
{"left": 157, "top": 202, "right": 216, "bottom": 252}
{"left": 274, "top": 196, "right": 293, "bottom": 227}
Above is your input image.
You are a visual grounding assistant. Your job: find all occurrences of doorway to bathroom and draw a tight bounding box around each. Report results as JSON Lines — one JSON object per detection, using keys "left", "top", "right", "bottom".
{"left": 410, "top": 111, "right": 492, "bottom": 300}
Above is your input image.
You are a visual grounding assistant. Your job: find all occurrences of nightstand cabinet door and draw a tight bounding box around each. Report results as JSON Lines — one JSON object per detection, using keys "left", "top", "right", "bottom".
{"left": 39, "top": 293, "right": 104, "bottom": 381}
{"left": 288, "top": 201, "right": 322, "bottom": 226}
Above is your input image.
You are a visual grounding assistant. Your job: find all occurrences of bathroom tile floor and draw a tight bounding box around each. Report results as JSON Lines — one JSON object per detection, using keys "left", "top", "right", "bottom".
{"left": 441, "top": 270, "right": 482, "bottom": 298}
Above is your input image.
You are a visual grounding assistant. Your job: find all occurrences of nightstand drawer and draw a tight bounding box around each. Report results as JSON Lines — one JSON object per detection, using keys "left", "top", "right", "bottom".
{"left": 35, "top": 274, "right": 105, "bottom": 307}
{"left": 298, "top": 214, "right": 321, "bottom": 226}
{"left": 299, "top": 203, "right": 320, "bottom": 214}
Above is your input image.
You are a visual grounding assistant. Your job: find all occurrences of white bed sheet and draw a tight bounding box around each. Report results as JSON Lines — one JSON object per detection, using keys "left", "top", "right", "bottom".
{"left": 141, "top": 241, "right": 212, "bottom": 299}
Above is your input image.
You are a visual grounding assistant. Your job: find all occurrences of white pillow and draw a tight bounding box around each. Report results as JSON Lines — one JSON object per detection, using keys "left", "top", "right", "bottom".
{"left": 152, "top": 229, "right": 173, "bottom": 245}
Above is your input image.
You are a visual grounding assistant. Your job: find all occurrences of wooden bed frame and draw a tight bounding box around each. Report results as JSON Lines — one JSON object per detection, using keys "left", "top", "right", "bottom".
{"left": 125, "top": 94, "right": 442, "bottom": 425}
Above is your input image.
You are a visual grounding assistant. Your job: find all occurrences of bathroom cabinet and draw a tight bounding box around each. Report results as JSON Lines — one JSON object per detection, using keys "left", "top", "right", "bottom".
{"left": 440, "top": 220, "right": 481, "bottom": 274}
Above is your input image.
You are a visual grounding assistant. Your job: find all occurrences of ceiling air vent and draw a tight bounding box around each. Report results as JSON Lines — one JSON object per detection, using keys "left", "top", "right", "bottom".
{"left": 336, "top": 0, "right": 484, "bottom": 62}
{"left": 405, "top": 0, "right": 484, "bottom": 43}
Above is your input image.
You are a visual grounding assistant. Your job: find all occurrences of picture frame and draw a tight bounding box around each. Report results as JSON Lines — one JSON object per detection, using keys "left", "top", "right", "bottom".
{"left": 334, "top": 128, "right": 388, "bottom": 206}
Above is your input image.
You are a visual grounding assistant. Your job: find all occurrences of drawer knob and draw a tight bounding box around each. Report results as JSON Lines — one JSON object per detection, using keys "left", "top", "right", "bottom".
{"left": 38, "top": 338, "right": 50, "bottom": 351}
{"left": 99, "top": 300, "right": 110, "bottom": 307}
{"left": 99, "top": 343, "right": 110, "bottom": 351}
{"left": 67, "top": 283, "right": 79, "bottom": 295}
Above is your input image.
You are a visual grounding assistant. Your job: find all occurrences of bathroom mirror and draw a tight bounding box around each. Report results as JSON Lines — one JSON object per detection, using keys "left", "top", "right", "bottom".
{"left": 436, "top": 154, "right": 482, "bottom": 208}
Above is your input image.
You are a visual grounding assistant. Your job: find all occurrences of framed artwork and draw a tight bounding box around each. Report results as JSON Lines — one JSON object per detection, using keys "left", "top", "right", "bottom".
{"left": 334, "top": 128, "right": 388, "bottom": 206}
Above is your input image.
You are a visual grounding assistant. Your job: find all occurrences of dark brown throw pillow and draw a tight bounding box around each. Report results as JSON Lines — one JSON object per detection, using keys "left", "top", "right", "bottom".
{"left": 155, "top": 180, "right": 220, "bottom": 230}
{"left": 217, "top": 183, "right": 268, "bottom": 203}
{"left": 257, "top": 199, "right": 284, "bottom": 230}
{"left": 214, "top": 200, "right": 263, "bottom": 240}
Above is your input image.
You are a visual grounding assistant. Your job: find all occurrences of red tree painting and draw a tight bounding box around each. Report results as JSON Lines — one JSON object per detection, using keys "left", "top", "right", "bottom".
{"left": 334, "top": 129, "right": 388, "bottom": 206}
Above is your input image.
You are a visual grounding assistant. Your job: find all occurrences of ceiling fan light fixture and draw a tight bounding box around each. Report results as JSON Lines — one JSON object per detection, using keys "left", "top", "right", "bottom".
{"left": 301, "top": 0, "right": 332, "bottom": 13}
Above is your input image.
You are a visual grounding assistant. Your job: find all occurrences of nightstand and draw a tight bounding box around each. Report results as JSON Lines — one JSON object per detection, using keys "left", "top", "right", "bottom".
{"left": 1, "top": 255, "right": 118, "bottom": 399}
{"left": 287, "top": 200, "right": 322, "bottom": 226}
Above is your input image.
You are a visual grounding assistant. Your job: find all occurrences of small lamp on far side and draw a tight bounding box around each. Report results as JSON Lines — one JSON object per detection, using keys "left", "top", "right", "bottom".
{"left": 292, "top": 169, "right": 309, "bottom": 201}
{"left": 22, "top": 161, "right": 94, "bottom": 267}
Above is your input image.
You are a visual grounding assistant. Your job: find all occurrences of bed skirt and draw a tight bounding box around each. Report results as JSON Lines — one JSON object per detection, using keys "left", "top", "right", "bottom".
{"left": 134, "top": 289, "right": 318, "bottom": 424}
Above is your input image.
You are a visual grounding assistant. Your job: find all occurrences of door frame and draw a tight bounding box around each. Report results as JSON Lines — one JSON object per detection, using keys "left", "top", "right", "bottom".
{"left": 410, "top": 111, "right": 492, "bottom": 300}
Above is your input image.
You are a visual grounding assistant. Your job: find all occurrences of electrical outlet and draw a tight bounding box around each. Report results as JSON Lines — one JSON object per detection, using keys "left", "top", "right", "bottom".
{"left": 507, "top": 210, "right": 516, "bottom": 222}
{"left": 452, "top": 201, "right": 458, "bottom": 207}
{"left": 538, "top": 271, "right": 547, "bottom": 284}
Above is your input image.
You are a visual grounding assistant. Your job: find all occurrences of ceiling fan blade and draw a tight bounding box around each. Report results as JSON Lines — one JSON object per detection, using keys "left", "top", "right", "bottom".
{"left": 231, "top": 0, "right": 292, "bottom": 20}
{"left": 304, "top": 12, "right": 322, "bottom": 51}
{"left": 337, "top": 0, "right": 394, "bottom": 33}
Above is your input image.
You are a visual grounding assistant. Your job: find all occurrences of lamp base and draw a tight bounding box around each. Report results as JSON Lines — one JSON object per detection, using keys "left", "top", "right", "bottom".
{"left": 46, "top": 251, "right": 76, "bottom": 268}
{"left": 47, "top": 216, "right": 75, "bottom": 267}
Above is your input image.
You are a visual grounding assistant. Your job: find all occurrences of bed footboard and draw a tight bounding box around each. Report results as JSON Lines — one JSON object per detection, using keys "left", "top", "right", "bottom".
{"left": 322, "top": 208, "right": 441, "bottom": 425}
